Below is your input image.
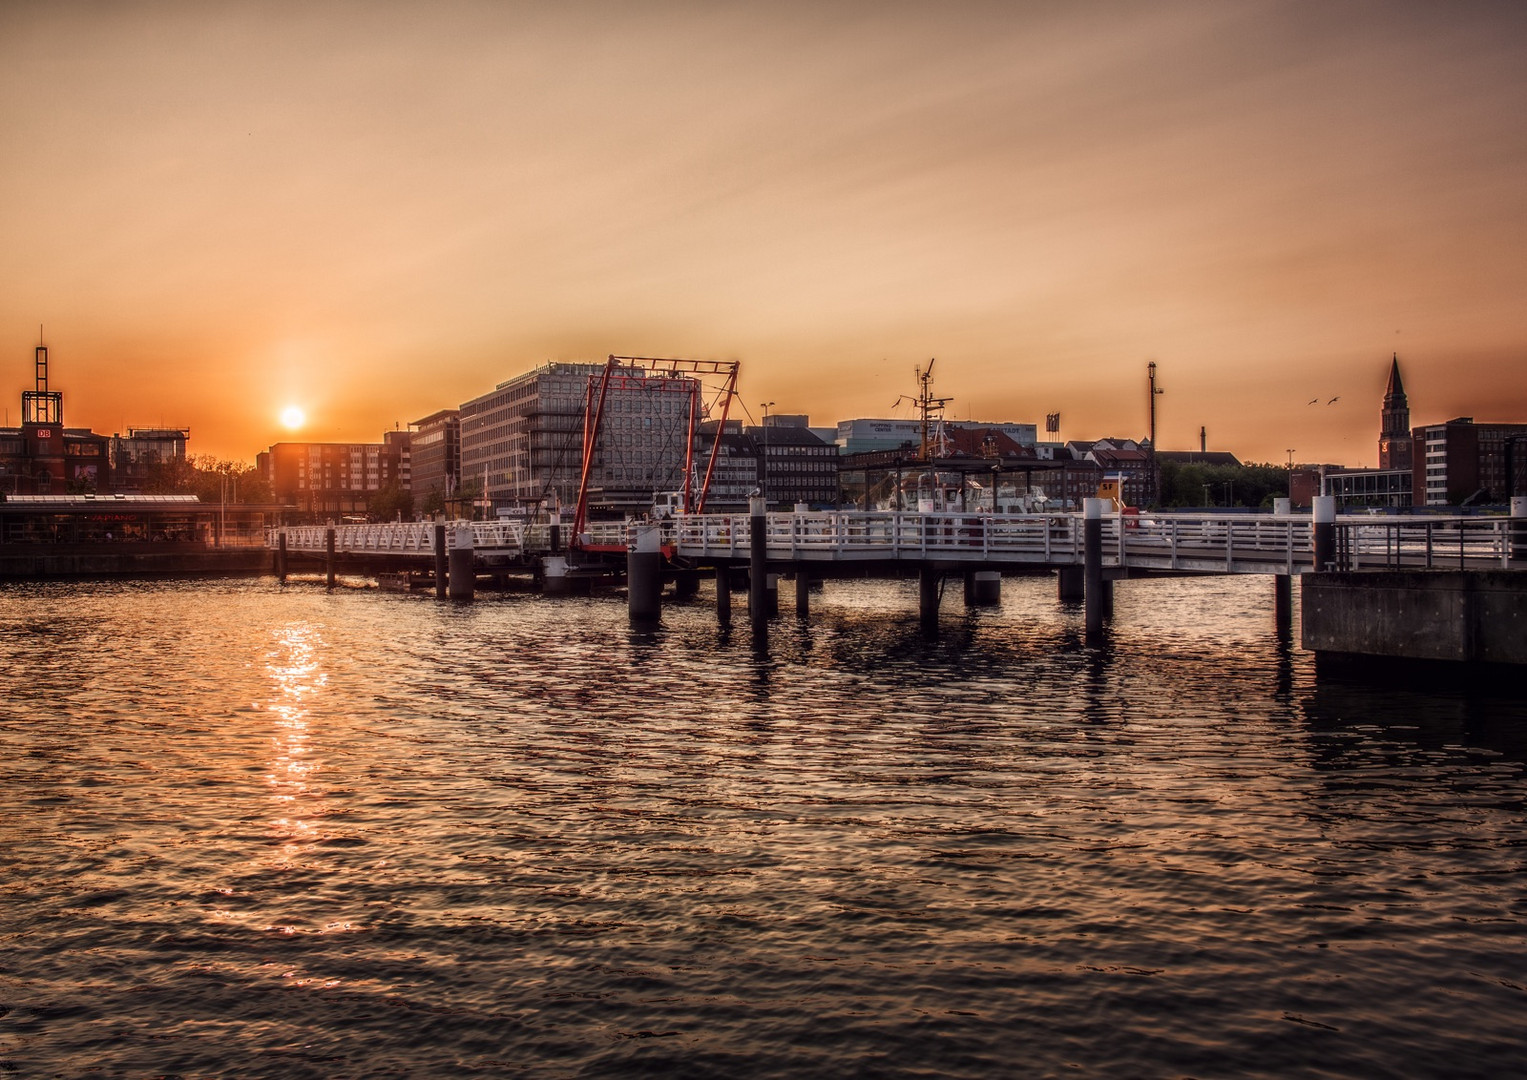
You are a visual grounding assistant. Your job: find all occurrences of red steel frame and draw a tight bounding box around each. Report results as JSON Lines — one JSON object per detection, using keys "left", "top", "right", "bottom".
{"left": 570, "top": 355, "right": 739, "bottom": 546}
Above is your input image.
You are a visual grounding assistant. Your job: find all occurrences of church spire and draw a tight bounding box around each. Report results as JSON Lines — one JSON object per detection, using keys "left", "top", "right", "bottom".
{"left": 1383, "top": 352, "right": 1406, "bottom": 407}
{"left": 1378, "top": 353, "right": 1412, "bottom": 470}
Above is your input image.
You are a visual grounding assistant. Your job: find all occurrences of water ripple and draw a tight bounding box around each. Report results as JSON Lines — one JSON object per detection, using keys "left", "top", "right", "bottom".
{"left": 1, "top": 575, "right": 1524, "bottom": 1078}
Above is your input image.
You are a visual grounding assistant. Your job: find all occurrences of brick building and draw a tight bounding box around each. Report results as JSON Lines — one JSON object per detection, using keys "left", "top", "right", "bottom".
{"left": 0, "top": 343, "right": 111, "bottom": 496}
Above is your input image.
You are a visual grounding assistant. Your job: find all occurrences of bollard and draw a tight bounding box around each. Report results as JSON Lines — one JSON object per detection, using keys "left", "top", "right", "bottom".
{"left": 325, "top": 527, "right": 336, "bottom": 589}
{"left": 276, "top": 531, "right": 288, "bottom": 583}
{"left": 1512, "top": 497, "right": 1527, "bottom": 563}
{"left": 1083, "top": 497, "right": 1108, "bottom": 635}
{"left": 715, "top": 564, "right": 732, "bottom": 628}
{"left": 448, "top": 524, "right": 474, "bottom": 600}
{"left": 627, "top": 523, "right": 662, "bottom": 623}
{"left": 434, "top": 523, "right": 448, "bottom": 599}
{"left": 1313, "top": 495, "right": 1337, "bottom": 572}
{"left": 749, "top": 496, "right": 769, "bottom": 636}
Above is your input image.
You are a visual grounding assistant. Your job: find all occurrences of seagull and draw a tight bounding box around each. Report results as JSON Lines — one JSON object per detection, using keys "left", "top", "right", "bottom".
{"left": 1308, "top": 398, "right": 1319, "bottom": 405}
{"left": 1327, "top": 396, "right": 1340, "bottom": 405}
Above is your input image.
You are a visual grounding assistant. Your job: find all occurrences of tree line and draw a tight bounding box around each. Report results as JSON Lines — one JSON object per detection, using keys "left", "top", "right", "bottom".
{"left": 1156, "top": 461, "right": 1293, "bottom": 509}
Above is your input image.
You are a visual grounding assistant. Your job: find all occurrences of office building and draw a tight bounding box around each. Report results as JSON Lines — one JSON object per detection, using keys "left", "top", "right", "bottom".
{"left": 1414, "top": 418, "right": 1527, "bottom": 506}
{"left": 259, "top": 441, "right": 393, "bottom": 517}
{"left": 459, "top": 361, "right": 698, "bottom": 515}
{"left": 409, "top": 409, "right": 460, "bottom": 509}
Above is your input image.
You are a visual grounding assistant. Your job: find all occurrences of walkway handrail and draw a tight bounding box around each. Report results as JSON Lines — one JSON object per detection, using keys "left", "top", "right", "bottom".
{"left": 267, "top": 520, "right": 525, "bottom": 555}
{"left": 266, "top": 510, "right": 1519, "bottom": 574}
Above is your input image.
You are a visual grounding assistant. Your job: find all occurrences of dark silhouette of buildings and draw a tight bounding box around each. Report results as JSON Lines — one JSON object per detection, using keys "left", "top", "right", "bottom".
{"left": 0, "top": 342, "right": 111, "bottom": 495}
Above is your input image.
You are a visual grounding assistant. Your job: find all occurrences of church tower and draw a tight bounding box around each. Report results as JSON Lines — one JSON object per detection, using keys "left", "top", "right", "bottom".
{"left": 1378, "top": 353, "right": 1412, "bottom": 470}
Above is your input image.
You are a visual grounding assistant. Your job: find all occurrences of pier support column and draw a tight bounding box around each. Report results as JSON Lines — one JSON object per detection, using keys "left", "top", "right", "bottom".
{"left": 448, "top": 524, "right": 475, "bottom": 600}
{"left": 276, "top": 531, "right": 288, "bottom": 583}
{"left": 1512, "top": 497, "right": 1527, "bottom": 564}
{"left": 965, "top": 570, "right": 1001, "bottom": 606}
{"left": 673, "top": 570, "right": 700, "bottom": 600}
{"left": 1274, "top": 573, "right": 1293, "bottom": 635}
{"left": 325, "top": 527, "right": 336, "bottom": 590}
{"left": 749, "top": 497, "right": 769, "bottom": 638}
{"left": 542, "top": 555, "right": 569, "bottom": 595}
{"left": 1057, "top": 566, "right": 1084, "bottom": 601}
{"left": 716, "top": 564, "right": 732, "bottom": 628}
{"left": 919, "top": 565, "right": 940, "bottom": 632}
{"left": 1084, "top": 498, "right": 1109, "bottom": 635}
{"left": 795, "top": 569, "right": 811, "bottom": 618}
{"left": 1313, "top": 495, "right": 1337, "bottom": 572}
{"left": 549, "top": 512, "right": 562, "bottom": 555}
{"left": 627, "top": 523, "right": 662, "bottom": 623}
{"left": 434, "top": 523, "right": 448, "bottom": 599}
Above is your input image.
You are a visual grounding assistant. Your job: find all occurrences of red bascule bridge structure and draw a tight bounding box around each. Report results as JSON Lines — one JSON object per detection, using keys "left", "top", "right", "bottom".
{"left": 569, "top": 354, "right": 740, "bottom": 552}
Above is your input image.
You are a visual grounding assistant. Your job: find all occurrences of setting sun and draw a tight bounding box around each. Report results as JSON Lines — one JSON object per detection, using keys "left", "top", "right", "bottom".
{"left": 279, "top": 405, "right": 306, "bottom": 430}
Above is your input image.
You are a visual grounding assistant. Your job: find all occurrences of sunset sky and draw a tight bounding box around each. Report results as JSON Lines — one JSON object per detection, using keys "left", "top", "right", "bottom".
{"left": 2, "top": 1, "right": 1524, "bottom": 467}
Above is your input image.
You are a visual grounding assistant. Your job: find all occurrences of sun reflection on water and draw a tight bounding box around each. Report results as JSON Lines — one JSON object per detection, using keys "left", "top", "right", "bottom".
{"left": 263, "top": 622, "right": 328, "bottom": 866}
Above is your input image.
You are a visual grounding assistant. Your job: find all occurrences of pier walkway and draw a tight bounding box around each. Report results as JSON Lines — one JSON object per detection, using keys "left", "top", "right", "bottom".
{"left": 270, "top": 509, "right": 1518, "bottom": 576}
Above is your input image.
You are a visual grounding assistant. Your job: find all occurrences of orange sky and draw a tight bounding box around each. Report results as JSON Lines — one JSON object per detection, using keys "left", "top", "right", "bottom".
{"left": 2, "top": 1, "right": 1524, "bottom": 467}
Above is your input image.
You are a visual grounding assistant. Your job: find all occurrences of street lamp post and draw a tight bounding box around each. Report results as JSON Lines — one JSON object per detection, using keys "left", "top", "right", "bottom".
{"left": 1147, "top": 361, "right": 1164, "bottom": 506}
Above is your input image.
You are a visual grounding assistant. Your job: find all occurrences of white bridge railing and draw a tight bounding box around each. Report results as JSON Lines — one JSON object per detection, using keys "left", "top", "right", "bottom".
{"left": 267, "top": 511, "right": 1519, "bottom": 574}
{"left": 672, "top": 511, "right": 1319, "bottom": 572}
{"left": 269, "top": 520, "right": 526, "bottom": 556}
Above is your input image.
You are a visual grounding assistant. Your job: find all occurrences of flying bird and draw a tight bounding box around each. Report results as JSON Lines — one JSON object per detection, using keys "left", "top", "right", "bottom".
{"left": 1308, "top": 398, "right": 1319, "bottom": 405}
{"left": 1327, "top": 396, "right": 1340, "bottom": 405}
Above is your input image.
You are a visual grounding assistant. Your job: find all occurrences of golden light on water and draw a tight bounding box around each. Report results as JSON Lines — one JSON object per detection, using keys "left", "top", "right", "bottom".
{"left": 264, "top": 622, "right": 326, "bottom": 868}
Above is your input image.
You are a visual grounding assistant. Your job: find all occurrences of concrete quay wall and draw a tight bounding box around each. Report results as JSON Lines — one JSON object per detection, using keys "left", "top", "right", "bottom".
{"left": 1302, "top": 570, "right": 1527, "bottom": 667}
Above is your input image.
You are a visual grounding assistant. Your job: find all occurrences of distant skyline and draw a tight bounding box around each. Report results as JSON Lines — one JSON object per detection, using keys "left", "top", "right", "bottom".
{"left": 3, "top": 1, "right": 1525, "bottom": 466}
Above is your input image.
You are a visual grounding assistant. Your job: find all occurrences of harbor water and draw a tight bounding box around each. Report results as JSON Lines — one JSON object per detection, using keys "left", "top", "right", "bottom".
{"left": 2, "top": 575, "right": 1525, "bottom": 1078}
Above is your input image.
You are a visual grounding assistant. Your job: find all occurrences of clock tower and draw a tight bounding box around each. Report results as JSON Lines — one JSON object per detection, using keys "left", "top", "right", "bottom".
{"left": 1378, "top": 354, "right": 1412, "bottom": 471}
